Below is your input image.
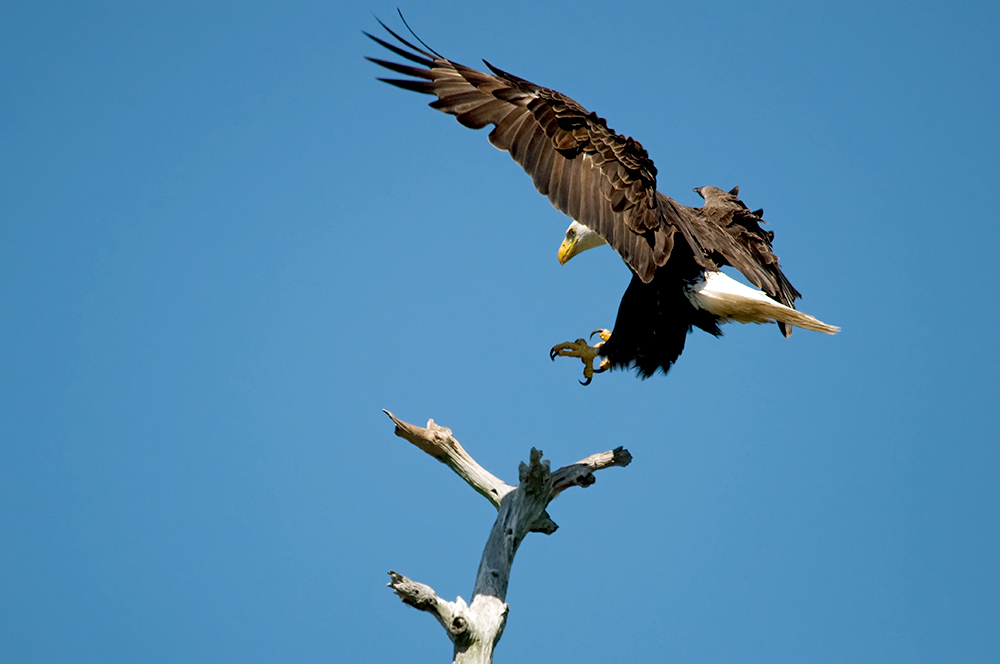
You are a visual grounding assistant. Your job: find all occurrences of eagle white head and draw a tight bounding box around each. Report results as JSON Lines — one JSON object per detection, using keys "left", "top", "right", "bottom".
{"left": 557, "top": 221, "right": 608, "bottom": 264}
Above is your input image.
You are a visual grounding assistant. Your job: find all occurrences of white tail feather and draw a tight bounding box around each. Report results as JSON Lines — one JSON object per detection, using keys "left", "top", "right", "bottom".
{"left": 688, "top": 272, "right": 840, "bottom": 334}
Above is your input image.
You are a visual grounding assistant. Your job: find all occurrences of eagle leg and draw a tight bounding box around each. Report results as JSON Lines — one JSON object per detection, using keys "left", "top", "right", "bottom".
{"left": 549, "top": 329, "right": 612, "bottom": 385}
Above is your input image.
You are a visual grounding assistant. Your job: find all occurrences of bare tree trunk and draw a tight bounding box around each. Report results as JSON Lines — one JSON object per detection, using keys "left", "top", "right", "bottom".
{"left": 383, "top": 410, "right": 632, "bottom": 664}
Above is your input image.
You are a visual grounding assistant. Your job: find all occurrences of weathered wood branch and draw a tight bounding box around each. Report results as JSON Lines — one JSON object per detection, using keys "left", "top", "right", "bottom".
{"left": 384, "top": 409, "right": 512, "bottom": 508}
{"left": 387, "top": 572, "right": 477, "bottom": 645}
{"left": 383, "top": 410, "right": 631, "bottom": 664}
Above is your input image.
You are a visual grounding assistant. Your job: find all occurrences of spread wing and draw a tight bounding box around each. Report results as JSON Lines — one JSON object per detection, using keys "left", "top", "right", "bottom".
{"left": 365, "top": 21, "right": 676, "bottom": 283}
{"left": 722, "top": 205, "right": 801, "bottom": 310}
{"left": 671, "top": 187, "right": 803, "bottom": 335}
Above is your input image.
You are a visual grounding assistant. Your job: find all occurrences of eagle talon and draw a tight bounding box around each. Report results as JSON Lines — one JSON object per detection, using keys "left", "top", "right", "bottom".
{"left": 550, "top": 335, "right": 609, "bottom": 385}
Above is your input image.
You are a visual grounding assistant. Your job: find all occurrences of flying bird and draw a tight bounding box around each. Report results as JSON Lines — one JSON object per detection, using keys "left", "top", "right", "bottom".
{"left": 366, "top": 19, "right": 838, "bottom": 384}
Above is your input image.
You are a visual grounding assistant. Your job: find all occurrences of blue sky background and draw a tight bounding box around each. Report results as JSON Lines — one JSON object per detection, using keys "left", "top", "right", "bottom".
{"left": 2, "top": 1, "right": 998, "bottom": 662}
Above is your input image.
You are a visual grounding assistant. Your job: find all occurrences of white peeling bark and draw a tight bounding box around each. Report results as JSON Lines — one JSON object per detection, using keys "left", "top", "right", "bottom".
{"left": 383, "top": 410, "right": 632, "bottom": 664}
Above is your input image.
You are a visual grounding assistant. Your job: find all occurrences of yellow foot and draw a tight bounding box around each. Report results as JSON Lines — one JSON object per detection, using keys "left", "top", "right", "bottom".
{"left": 549, "top": 329, "right": 612, "bottom": 385}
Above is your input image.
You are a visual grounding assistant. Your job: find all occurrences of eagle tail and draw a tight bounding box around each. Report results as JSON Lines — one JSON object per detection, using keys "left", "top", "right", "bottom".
{"left": 689, "top": 272, "right": 839, "bottom": 335}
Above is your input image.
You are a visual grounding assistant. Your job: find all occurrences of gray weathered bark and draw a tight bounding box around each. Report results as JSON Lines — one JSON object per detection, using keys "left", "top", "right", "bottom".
{"left": 383, "top": 409, "right": 632, "bottom": 664}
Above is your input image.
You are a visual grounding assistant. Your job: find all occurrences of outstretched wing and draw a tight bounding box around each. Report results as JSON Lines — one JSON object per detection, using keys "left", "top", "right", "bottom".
{"left": 366, "top": 21, "right": 674, "bottom": 283}
{"left": 723, "top": 205, "right": 801, "bottom": 311}
{"left": 673, "top": 187, "right": 803, "bottom": 336}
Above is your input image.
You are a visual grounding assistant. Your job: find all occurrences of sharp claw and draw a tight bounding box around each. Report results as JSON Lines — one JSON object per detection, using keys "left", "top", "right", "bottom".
{"left": 589, "top": 328, "right": 612, "bottom": 342}
{"left": 549, "top": 348, "right": 557, "bottom": 361}
{"left": 579, "top": 376, "right": 592, "bottom": 386}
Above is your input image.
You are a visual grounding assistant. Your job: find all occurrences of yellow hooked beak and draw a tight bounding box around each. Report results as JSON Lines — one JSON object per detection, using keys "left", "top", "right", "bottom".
{"left": 557, "top": 236, "right": 577, "bottom": 265}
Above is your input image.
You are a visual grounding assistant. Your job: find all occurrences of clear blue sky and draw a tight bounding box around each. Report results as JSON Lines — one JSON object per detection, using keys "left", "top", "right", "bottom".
{"left": 2, "top": 1, "right": 998, "bottom": 662}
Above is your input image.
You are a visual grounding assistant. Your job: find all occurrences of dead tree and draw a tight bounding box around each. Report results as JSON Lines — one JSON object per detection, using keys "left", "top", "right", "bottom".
{"left": 382, "top": 409, "right": 632, "bottom": 664}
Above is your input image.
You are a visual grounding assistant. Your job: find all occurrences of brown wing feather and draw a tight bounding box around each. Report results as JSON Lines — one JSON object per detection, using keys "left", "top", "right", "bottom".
{"left": 366, "top": 26, "right": 666, "bottom": 282}
{"left": 673, "top": 187, "right": 803, "bottom": 336}
{"left": 691, "top": 189, "right": 800, "bottom": 305}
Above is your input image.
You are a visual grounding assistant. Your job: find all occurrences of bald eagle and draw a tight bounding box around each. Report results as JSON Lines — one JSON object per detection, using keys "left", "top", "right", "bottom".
{"left": 367, "top": 20, "right": 838, "bottom": 384}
